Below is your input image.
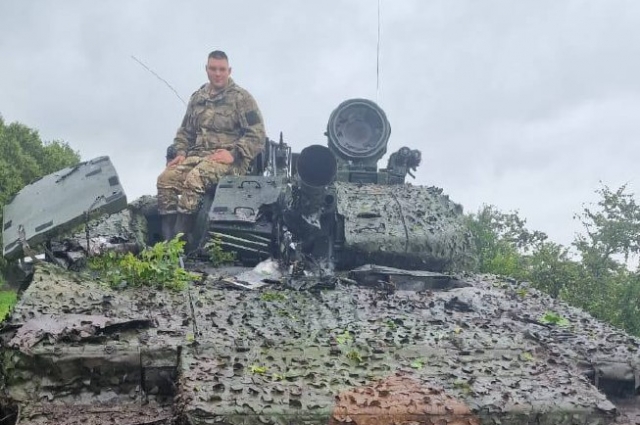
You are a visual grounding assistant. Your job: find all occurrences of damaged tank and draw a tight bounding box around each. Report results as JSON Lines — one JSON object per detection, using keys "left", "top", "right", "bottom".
{"left": 1, "top": 99, "right": 640, "bottom": 425}
{"left": 180, "top": 98, "right": 473, "bottom": 274}
{"left": 2, "top": 99, "right": 470, "bottom": 275}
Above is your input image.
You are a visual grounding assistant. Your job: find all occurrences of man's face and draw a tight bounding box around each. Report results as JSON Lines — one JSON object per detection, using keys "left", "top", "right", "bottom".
{"left": 206, "top": 58, "right": 231, "bottom": 91}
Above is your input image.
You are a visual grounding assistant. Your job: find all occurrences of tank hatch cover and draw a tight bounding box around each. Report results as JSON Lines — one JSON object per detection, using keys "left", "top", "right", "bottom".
{"left": 2, "top": 156, "right": 127, "bottom": 260}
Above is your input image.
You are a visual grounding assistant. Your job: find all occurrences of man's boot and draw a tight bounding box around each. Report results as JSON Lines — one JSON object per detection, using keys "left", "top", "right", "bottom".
{"left": 160, "top": 214, "right": 177, "bottom": 241}
{"left": 174, "top": 213, "right": 195, "bottom": 250}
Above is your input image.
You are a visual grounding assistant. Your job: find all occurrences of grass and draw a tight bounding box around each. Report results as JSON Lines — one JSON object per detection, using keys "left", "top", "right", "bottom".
{"left": 0, "top": 290, "right": 18, "bottom": 321}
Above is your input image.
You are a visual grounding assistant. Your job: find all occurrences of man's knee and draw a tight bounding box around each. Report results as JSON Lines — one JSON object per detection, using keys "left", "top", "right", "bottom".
{"left": 157, "top": 167, "right": 183, "bottom": 189}
{"left": 177, "top": 188, "right": 204, "bottom": 214}
{"left": 182, "top": 169, "right": 207, "bottom": 195}
{"left": 199, "top": 161, "right": 234, "bottom": 187}
{"left": 157, "top": 174, "right": 167, "bottom": 189}
{"left": 183, "top": 161, "right": 224, "bottom": 191}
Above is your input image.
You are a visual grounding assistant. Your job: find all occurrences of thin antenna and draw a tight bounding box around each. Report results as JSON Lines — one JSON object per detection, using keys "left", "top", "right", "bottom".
{"left": 376, "top": 0, "right": 381, "bottom": 102}
{"left": 131, "top": 55, "right": 187, "bottom": 106}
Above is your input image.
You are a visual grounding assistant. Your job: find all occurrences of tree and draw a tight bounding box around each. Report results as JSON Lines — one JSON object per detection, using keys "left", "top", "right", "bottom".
{"left": 567, "top": 184, "right": 640, "bottom": 332}
{"left": 465, "top": 205, "right": 547, "bottom": 278}
{"left": 574, "top": 184, "right": 640, "bottom": 276}
{"left": 466, "top": 185, "right": 640, "bottom": 336}
{"left": 0, "top": 116, "right": 80, "bottom": 277}
{"left": 527, "top": 241, "right": 581, "bottom": 299}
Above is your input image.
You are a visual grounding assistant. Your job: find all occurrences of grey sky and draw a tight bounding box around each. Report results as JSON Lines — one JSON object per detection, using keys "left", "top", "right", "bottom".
{"left": 1, "top": 0, "right": 639, "bottom": 247}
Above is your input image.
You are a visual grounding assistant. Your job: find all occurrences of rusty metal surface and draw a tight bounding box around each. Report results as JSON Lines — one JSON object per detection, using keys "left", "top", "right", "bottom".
{"left": 2, "top": 264, "right": 639, "bottom": 424}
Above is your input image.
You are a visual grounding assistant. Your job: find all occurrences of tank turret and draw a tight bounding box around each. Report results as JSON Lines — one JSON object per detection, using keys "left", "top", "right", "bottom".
{"left": 279, "top": 99, "right": 470, "bottom": 271}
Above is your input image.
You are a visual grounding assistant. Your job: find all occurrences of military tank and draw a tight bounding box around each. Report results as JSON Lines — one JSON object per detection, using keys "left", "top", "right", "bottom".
{"left": 181, "top": 98, "right": 472, "bottom": 274}
{"left": 2, "top": 99, "right": 471, "bottom": 275}
{"left": 1, "top": 99, "right": 639, "bottom": 425}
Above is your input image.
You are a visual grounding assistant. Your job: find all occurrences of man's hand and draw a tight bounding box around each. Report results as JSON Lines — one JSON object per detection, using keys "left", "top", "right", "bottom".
{"left": 167, "top": 155, "right": 185, "bottom": 167}
{"left": 208, "top": 149, "right": 234, "bottom": 164}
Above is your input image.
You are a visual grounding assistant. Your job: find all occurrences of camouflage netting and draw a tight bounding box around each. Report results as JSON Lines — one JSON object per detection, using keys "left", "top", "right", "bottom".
{"left": 10, "top": 204, "right": 151, "bottom": 277}
{"left": 334, "top": 182, "right": 474, "bottom": 271}
{"left": 67, "top": 200, "right": 150, "bottom": 256}
{"left": 2, "top": 261, "right": 640, "bottom": 424}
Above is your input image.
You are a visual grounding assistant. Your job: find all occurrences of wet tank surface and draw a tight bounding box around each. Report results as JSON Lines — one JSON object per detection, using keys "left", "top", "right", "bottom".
{"left": 2, "top": 98, "right": 639, "bottom": 424}
{"left": 2, "top": 260, "right": 640, "bottom": 424}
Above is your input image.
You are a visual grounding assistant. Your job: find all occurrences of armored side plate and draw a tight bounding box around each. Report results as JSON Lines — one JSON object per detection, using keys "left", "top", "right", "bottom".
{"left": 2, "top": 156, "right": 127, "bottom": 259}
{"left": 205, "top": 175, "right": 284, "bottom": 264}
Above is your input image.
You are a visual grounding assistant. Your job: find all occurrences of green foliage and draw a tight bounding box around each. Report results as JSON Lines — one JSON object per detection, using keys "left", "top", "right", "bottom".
{"left": 385, "top": 319, "right": 398, "bottom": 330}
{"left": 465, "top": 205, "right": 546, "bottom": 278}
{"left": 520, "top": 352, "right": 534, "bottom": 362}
{"left": 335, "top": 330, "right": 353, "bottom": 345}
{"left": 563, "top": 185, "right": 640, "bottom": 333}
{"left": 539, "top": 311, "right": 570, "bottom": 327}
{"left": 466, "top": 184, "right": 640, "bottom": 337}
{"left": 0, "top": 290, "right": 18, "bottom": 321}
{"left": 0, "top": 116, "right": 80, "bottom": 275}
{"left": 204, "top": 236, "right": 236, "bottom": 267}
{"left": 260, "top": 291, "right": 287, "bottom": 302}
{"left": 574, "top": 184, "right": 640, "bottom": 275}
{"left": 515, "top": 288, "right": 528, "bottom": 298}
{"left": 481, "top": 244, "right": 524, "bottom": 279}
{"left": 410, "top": 359, "right": 424, "bottom": 370}
{"left": 525, "top": 241, "right": 583, "bottom": 299}
{"left": 0, "top": 117, "right": 80, "bottom": 205}
{"left": 334, "top": 330, "right": 362, "bottom": 363}
{"left": 276, "top": 309, "right": 296, "bottom": 320}
{"left": 453, "top": 379, "right": 473, "bottom": 395}
{"left": 89, "top": 235, "right": 197, "bottom": 291}
{"left": 249, "top": 365, "right": 268, "bottom": 375}
{"left": 345, "top": 349, "right": 362, "bottom": 363}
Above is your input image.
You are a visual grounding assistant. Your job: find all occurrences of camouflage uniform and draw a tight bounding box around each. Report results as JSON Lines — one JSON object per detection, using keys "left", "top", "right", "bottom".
{"left": 157, "top": 78, "right": 265, "bottom": 215}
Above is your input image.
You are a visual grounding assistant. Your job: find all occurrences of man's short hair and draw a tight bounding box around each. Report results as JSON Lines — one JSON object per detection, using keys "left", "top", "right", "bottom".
{"left": 208, "top": 50, "right": 228, "bottom": 61}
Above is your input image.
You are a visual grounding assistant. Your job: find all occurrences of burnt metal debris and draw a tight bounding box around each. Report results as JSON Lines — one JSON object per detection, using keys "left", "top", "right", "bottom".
{"left": 1, "top": 98, "right": 639, "bottom": 424}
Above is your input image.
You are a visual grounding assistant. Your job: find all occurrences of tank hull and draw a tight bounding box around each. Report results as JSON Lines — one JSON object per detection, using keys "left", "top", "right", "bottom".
{"left": 2, "top": 263, "right": 636, "bottom": 424}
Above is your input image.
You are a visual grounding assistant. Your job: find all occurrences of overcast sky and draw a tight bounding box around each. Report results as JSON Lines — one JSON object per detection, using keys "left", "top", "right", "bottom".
{"left": 1, "top": 0, "right": 639, "bottom": 247}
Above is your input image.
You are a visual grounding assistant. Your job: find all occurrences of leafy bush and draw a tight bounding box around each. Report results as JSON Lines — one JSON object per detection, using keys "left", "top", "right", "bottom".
{"left": 89, "top": 234, "right": 198, "bottom": 291}
{"left": 465, "top": 205, "right": 546, "bottom": 278}
{"left": 204, "top": 235, "right": 236, "bottom": 267}
{"left": 0, "top": 290, "right": 17, "bottom": 321}
{"left": 539, "top": 311, "right": 570, "bottom": 327}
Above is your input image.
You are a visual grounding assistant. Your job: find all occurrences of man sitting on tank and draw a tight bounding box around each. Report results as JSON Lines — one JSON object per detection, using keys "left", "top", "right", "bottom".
{"left": 157, "top": 50, "right": 266, "bottom": 242}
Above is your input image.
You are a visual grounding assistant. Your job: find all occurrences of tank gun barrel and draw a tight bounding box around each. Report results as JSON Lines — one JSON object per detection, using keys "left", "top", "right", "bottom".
{"left": 296, "top": 145, "right": 337, "bottom": 195}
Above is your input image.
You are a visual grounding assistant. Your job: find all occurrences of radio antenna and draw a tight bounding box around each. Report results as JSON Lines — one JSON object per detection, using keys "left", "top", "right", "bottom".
{"left": 131, "top": 55, "right": 187, "bottom": 106}
{"left": 376, "top": 0, "right": 382, "bottom": 102}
